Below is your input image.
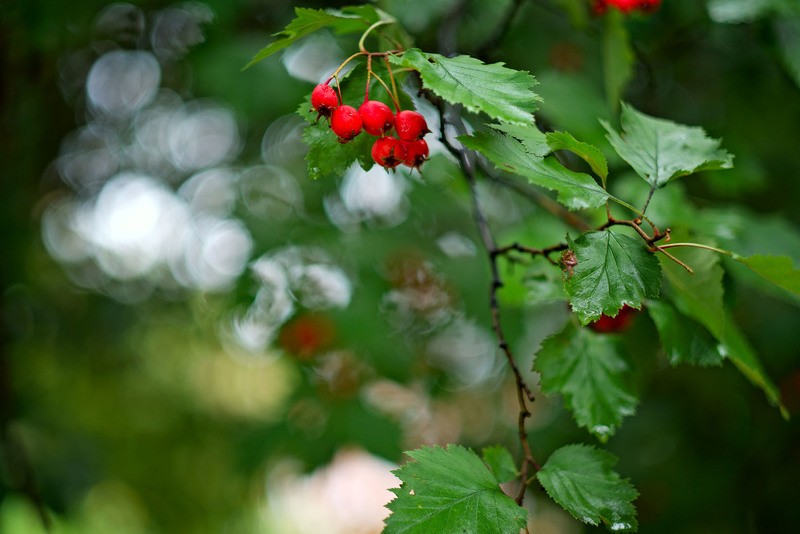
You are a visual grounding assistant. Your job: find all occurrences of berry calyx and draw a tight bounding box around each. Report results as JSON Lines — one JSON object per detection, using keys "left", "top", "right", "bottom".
{"left": 330, "top": 105, "right": 362, "bottom": 143}
{"left": 311, "top": 83, "right": 339, "bottom": 119}
{"left": 402, "top": 138, "right": 429, "bottom": 170}
{"left": 359, "top": 100, "right": 395, "bottom": 136}
{"left": 395, "top": 110, "right": 430, "bottom": 142}
{"left": 588, "top": 305, "right": 639, "bottom": 333}
{"left": 371, "top": 137, "right": 406, "bottom": 170}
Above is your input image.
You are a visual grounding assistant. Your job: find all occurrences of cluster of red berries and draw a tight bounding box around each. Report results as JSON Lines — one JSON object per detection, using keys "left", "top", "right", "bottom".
{"left": 592, "top": 0, "right": 661, "bottom": 15}
{"left": 311, "top": 83, "right": 431, "bottom": 171}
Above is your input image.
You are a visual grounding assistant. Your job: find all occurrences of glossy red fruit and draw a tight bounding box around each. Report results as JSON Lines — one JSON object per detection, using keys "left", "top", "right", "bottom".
{"left": 402, "top": 138, "right": 429, "bottom": 170}
{"left": 588, "top": 305, "right": 639, "bottom": 333}
{"left": 371, "top": 137, "right": 406, "bottom": 169}
{"left": 311, "top": 83, "right": 339, "bottom": 119}
{"left": 358, "top": 100, "right": 395, "bottom": 136}
{"left": 330, "top": 105, "right": 362, "bottom": 143}
{"left": 395, "top": 110, "right": 430, "bottom": 142}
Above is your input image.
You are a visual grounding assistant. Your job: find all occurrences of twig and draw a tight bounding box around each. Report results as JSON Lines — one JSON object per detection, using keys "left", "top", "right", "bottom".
{"left": 432, "top": 100, "right": 539, "bottom": 504}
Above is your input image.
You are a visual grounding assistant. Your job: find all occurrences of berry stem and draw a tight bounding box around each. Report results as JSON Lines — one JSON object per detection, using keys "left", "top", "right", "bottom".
{"left": 383, "top": 56, "right": 402, "bottom": 112}
{"left": 656, "top": 242, "right": 734, "bottom": 256}
{"left": 358, "top": 20, "right": 393, "bottom": 53}
{"left": 326, "top": 51, "right": 366, "bottom": 85}
{"left": 364, "top": 54, "right": 373, "bottom": 103}
{"left": 367, "top": 67, "right": 401, "bottom": 111}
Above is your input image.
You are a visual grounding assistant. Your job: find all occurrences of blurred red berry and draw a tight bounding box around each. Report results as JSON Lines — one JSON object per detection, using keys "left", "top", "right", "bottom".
{"left": 279, "top": 314, "right": 335, "bottom": 359}
{"left": 588, "top": 305, "right": 639, "bottom": 333}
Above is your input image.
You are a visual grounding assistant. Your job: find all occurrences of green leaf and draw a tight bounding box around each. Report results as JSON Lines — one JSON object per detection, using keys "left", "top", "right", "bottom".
{"left": 659, "top": 238, "right": 787, "bottom": 417}
{"left": 602, "top": 10, "right": 634, "bottom": 111}
{"left": 732, "top": 254, "right": 800, "bottom": 297}
{"left": 302, "top": 123, "right": 373, "bottom": 180}
{"left": 537, "top": 444, "right": 638, "bottom": 532}
{"left": 460, "top": 129, "right": 610, "bottom": 210}
{"left": 601, "top": 103, "right": 734, "bottom": 188}
{"left": 384, "top": 445, "right": 528, "bottom": 534}
{"left": 492, "top": 123, "right": 550, "bottom": 157}
{"left": 482, "top": 445, "right": 519, "bottom": 484}
{"left": 389, "top": 48, "right": 540, "bottom": 124}
{"left": 536, "top": 324, "right": 638, "bottom": 441}
{"left": 546, "top": 131, "right": 609, "bottom": 181}
{"left": 659, "top": 238, "right": 726, "bottom": 337}
{"left": 646, "top": 300, "right": 725, "bottom": 367}
{"left": 718, "top": 312, "right": 789, "bottom": 420}
{"left": 563, "top": 230, "right": 661, "bottom": 324}
{"left": 774, "top": 18, "right": 800, "bottom": 91}
{"left": 245, "top": 7, "right": 376, "bottom": 69}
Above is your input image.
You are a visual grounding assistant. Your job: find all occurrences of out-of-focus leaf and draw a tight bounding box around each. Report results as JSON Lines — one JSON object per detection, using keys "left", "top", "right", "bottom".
{"left": 708, "top": 0, "right": 799, "bottom": 24}
{"left": 564, "top": 230, "right": 661, "bottom": 324}
{"left": 536, "top": 324, "right": 637, "bottom": 441}
{"left": 646, "top": 299, "right": 725, "bottom": 367}
{"left": 389, "top": 48, "right": 540, "bottom": 124}
{"left": 245, "top": 7, "right": 380, "bottom": 68}
{"left": 602, "top": 103, "right": 734, "bottom": 188}
{"left": 732, "top": 254, "right": 800, "bottom": 297}
{"left": 385, "top": 444, "right": 528, "bottom": 534}
{"left": 660, "top": 238, "right": 787, "bottom": 417}
{"left": 602, "top": 10, "right": 634, "bottom": 111}
{"left": 537, "top": 444, "right": 638, "bottom": 532}
{"left": 774, "top": 18, "right": 800, "bottom": 90}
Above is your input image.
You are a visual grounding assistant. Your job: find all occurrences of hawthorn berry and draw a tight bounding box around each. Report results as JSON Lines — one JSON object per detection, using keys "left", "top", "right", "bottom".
{"left": 371, "top": 137, "right": 406, "bottom": 169}
{"left": 588, "top": 305, "right": 639, "bottom": 333}
{"left": 607, "top": 0, "right": 640, "bottom": 12}
{"left": 395, "top": 110, "right": 430, "bottom": 142}
{"left": 402, "top": 138, "right": 429, "bottom": 170}
{"left": 359, "top": 100, "right": 395, "bottom": 136}
{"left": 311, "top": 83, "right": 339, "bottom": 119}
{"left": 330, "top": 105, "right": 362, "bottom": 143}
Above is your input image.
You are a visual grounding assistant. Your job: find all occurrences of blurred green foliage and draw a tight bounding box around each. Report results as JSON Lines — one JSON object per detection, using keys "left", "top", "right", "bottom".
{"left": 1, "top": 0, "right": 799, "bottom": 533}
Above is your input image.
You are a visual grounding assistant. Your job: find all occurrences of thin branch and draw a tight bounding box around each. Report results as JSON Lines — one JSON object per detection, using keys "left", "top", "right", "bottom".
{"left": 432, "top": 100, "right": 539, "bottom": 504}
{"left": 641, "top": 182, "right": 658, "bottom": 215}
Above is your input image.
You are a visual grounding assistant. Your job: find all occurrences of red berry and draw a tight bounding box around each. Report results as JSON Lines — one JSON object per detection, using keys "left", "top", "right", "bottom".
{"left": 606, "top": 0, "right": 639, "bottom": 12}
{"left": 402, "top": 138, "right": 429, "bottom": 170}
{"left": 588, "top": 305, "right": 639, "bottom": 333}
{"left": 371, "top": 137, "right": 406, "bottom": 169}
{"left": 591, "top": 0, "right": 608, "bottom": 15}
{"left": 395, "top": 110, "right": 429, "bottom": 142}
{"left": 358, "top": 100, "right": 395, "bottom": 136}
{"left": 278, "top": 313, "right": 335, "bottom": 360}
{"left": 330, "top": 105, "right": 362, "bottom": 143}
{"left": 311, "top": 83, "right": 339, "bottom": 119}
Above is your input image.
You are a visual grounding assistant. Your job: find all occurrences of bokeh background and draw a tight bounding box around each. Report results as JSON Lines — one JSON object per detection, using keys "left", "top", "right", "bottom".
{"left": 2, "top": 1, "right": 799, "bottom": 532}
